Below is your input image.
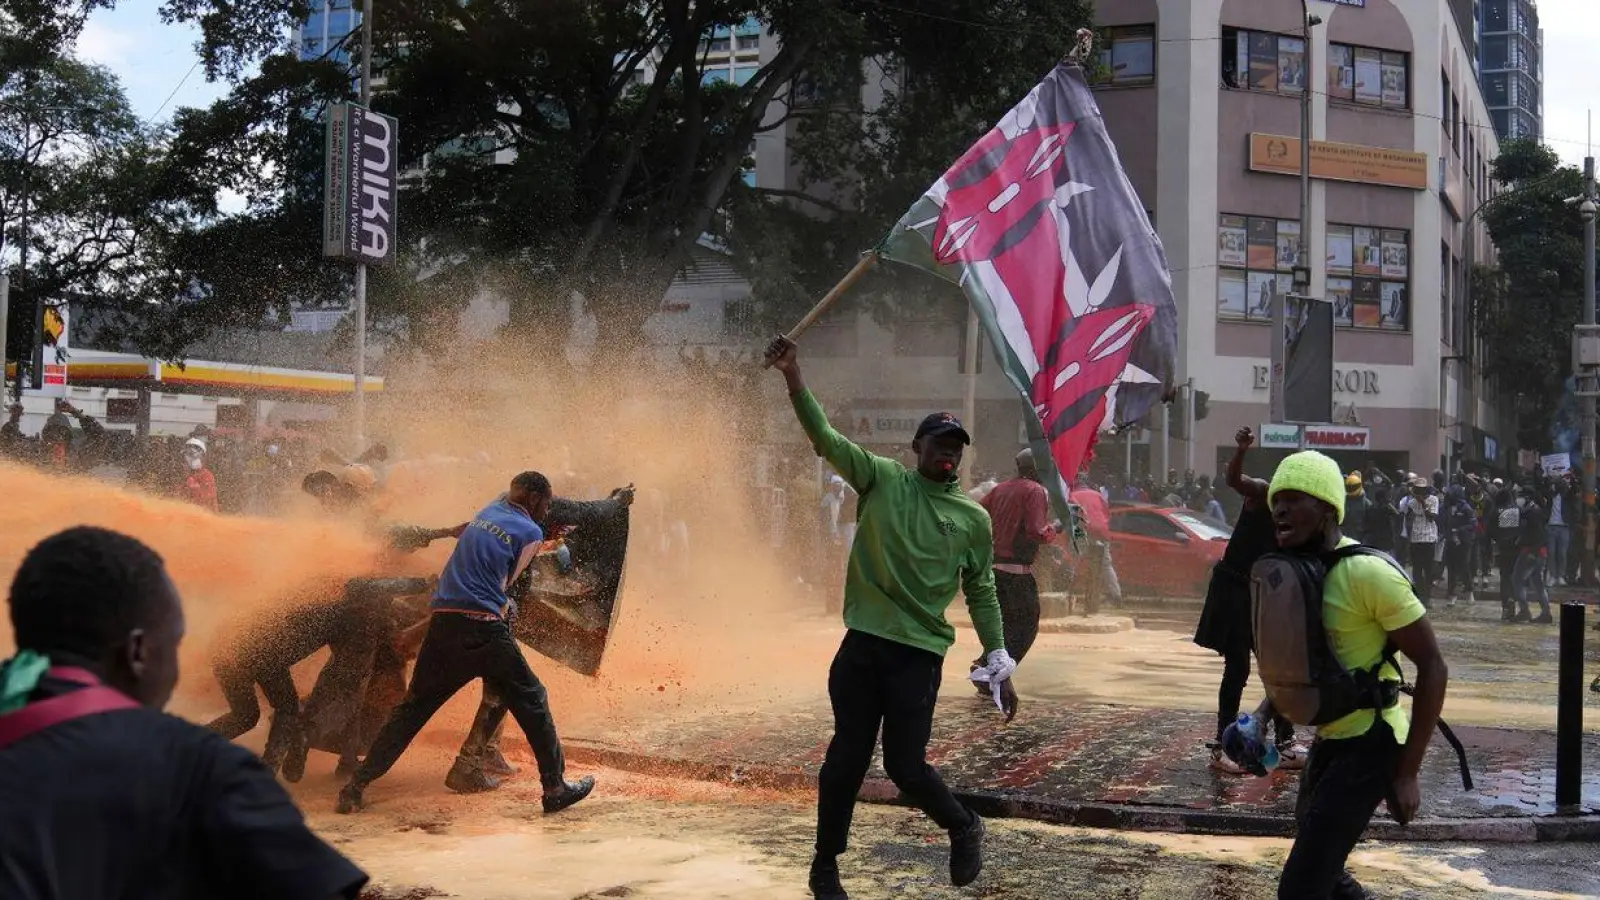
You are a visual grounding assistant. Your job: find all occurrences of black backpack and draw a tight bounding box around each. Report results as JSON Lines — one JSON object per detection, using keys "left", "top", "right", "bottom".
{"left": 1250, "top": 544, "right": 1472, "bottom": 789}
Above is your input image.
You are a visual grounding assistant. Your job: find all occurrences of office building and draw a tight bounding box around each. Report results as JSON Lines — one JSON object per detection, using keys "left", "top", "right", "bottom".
{"left": 1475, "top": 0, "right": 1543, "bottom": 140}
{"left": 293, "top": 0, "right": 360, "bottom": 65}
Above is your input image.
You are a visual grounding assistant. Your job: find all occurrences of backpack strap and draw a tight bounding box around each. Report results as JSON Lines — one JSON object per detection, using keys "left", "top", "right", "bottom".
{"left": 0, "top": 667, "right": 141, "bottom": 753}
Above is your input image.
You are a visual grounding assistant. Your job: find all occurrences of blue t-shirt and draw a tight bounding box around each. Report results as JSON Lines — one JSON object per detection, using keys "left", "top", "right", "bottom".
{"left": 433, "top": 499, "right": 544, "bottom": 617}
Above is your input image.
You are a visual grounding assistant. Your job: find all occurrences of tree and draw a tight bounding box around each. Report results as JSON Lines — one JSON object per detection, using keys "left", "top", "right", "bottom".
{"left": 1, "top": 50, "right": 210, "bottom": 370}
{"left": 1474, "top": 137, "right": 1590, "bottom": 449}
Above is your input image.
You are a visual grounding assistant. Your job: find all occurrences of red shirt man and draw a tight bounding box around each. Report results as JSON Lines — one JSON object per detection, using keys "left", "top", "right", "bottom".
{"left": 182, "top": 438, "right": 218, "bottom": 512}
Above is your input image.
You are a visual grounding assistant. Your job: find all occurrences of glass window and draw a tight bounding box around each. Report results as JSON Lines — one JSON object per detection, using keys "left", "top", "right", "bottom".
{"left": 1095, "top": 25, "right": 1154, "bottom": 85}
{"left": 740, "top": 169, "right": 756, "bottom": 187}
{"left": 1220, "top": 215, "right": 1408, "bottom": 330}
{"left": 1170, "top": 510, "right": 1232, "bottom": 541}
{"left": 1327, "top": 43, "right": 1354, "bottom": 101}
{"left": 733, "top": 65, "right": 759, "bottom": 86}
{"left": 701, "top": 68, "right": 730, "bottom": 86}
{"left": 705, "top": 36, "right": 731, "bottom": 54}
{"left": 1277, "top": 36, "right": 1306, "bottom": 95}
{"left": 306, "top": 10, "right": 327, "bottom": 37}
{"left": 735, "top": 17, "right": 761, "bottom": 36}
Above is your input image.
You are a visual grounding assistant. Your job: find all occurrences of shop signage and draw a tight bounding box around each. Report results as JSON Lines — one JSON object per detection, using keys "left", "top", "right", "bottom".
{"left": 1259, "top": 423, "right": 1303, "bottom": 449}
{"left": 323, "top": 103, "right": 399, "bottom": 265}
{"left": 1253, "top": 365, "right": 1378, "bottom": 394}
{"left": 1304, "top": 425, "right": 1371, "bottom": 450}
{"left": 1248, "top": 133, "right": 1428, "bottom": 191}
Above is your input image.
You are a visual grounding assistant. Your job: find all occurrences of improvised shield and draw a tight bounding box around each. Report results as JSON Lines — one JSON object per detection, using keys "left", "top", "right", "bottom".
{"left": 507, "top": 502, "right": 630, "bottom": 676}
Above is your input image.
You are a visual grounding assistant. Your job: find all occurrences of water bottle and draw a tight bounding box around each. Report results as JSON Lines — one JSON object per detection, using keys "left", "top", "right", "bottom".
{"left": 1235, "top": 712, "right": 1280, "bottom": 773}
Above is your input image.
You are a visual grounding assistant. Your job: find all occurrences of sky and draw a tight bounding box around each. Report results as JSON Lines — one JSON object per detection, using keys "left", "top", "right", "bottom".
{"left": 71, "top": 0, "right": 1600, "bottom": 168}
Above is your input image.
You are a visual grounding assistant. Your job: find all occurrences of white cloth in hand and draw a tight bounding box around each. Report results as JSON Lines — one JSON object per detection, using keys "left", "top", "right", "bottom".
{"left": 968, "top": 649, "right": 1018, "bottom": 712}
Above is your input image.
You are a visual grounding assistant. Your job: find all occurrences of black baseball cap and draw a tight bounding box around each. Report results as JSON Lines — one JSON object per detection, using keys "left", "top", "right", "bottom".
{"left": 914, "top": 412, "right": 971, "bottom": 445}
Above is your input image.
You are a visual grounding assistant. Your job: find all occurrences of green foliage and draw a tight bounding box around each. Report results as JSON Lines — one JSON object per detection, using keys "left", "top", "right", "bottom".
{"left": 1475, "top": 137, "right": 1591, "bottom": 448}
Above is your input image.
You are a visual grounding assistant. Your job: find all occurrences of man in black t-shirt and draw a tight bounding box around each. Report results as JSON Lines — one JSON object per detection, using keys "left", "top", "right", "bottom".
{"left": 0, "top": 526, "right": 367, "bottom": 900}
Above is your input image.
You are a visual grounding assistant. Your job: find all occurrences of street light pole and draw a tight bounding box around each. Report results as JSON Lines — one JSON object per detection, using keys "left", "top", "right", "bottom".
{"left": 352, "top": 0, "right": 375, "bottom": 452}
{"left": 1580, "top": 157, "right": 1596, "bottom": 585}
{"left": 1273, "top": 2, "right": 1319, "bottom": 425}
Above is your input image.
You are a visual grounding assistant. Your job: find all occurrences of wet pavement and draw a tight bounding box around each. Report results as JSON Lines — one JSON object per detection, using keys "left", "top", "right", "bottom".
{"left": 556, "top": 595, "right": 1600, "bottom": 836}
{"left": 306, "top": 764, "right": 1600, "bottom": 899}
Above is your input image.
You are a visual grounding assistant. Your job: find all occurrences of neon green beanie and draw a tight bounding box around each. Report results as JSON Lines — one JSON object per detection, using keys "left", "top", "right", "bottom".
{"left": 1268, "top": 450, "right": 1346, "bottom": 524}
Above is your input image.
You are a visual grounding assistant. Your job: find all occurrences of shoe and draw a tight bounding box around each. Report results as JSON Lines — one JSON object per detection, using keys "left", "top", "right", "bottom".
{"left": 1209, "top": 747, "right": 1248, "bottom": 776}
{"left": 279, "top": 732, "right": 308, "bottom": 784}
{"left": 484, "top": 747, "right": 519, "bottom": 777}
{"left": 445, "top": 763, "right": 502, "bottom": 794}
{"left": 1534, "top": 614, "right": 1554, "bottom": 624}
{"left": 542, "top": 775, "right": 596, "bottom": 814}
{"left": 1591, "top": 676, "right": 1600, "bottom": 694}
{"left": 949, "top": 813, "right": 985, "bottom": 887}
{"left": 1515, "top": 611, "right": 1532, "bottom": 623}
{"left": 335, "top": 783, "right": 365, "bottom": 815}
{"left": 809, "top": 855, "right": 849, "bottom": 900}
{"left": 1275, "top": 743, "right": 1308, "bottom": 771}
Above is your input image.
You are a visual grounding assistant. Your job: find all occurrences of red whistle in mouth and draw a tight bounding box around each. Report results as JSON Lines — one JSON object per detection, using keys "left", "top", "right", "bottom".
{"left": 939, "top": 462, "right": 955, "bottom": 472}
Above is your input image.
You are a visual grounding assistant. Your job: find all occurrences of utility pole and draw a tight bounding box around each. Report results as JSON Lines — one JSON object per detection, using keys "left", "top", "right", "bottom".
{"left": 960, "top": 306, "right": 979, "bottom": 483}
{"left": 1184, "top": 377, "right": 1196, "bottom": 472}
{"left": 352, "top": 0, "right": 375, "bottom": 452}
{"left": 1274, "top": 2, "right": 1320, "bottom": 425}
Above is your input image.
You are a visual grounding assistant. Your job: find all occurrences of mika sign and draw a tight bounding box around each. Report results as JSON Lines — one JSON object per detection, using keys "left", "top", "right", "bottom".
{"left": 323, "top": 103, "right": 398, "bottom": 266}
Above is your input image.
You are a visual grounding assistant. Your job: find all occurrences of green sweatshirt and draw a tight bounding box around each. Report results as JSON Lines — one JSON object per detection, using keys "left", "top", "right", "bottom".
{"left": 792, "top": 389, "right": 1006, "bottom": 657}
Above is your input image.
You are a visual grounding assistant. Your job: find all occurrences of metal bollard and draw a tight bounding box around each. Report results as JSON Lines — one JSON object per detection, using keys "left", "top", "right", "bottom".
{"left": 1556, "top": 602, "right": 1586, "bottom": 809}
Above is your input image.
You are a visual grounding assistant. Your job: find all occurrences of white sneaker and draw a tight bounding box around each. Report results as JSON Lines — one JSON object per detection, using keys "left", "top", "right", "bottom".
{"left": 1275, "top": 743, "right": 1308, "bottom": 770}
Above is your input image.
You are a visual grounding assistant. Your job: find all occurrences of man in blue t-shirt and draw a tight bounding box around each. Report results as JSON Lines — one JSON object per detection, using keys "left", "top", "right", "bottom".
{"left": 336, "top": 471, "right": 596, "bottom": 815}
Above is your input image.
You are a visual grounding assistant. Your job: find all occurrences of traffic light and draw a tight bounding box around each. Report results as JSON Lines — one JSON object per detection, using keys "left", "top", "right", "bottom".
{"left": 1194, "top": 390, "right": 1210, "bottom": 422}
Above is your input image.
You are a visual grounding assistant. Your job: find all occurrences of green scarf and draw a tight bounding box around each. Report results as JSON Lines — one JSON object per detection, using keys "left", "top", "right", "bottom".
{"left": 0, "top": 650, "right": 50, "bottom": 714}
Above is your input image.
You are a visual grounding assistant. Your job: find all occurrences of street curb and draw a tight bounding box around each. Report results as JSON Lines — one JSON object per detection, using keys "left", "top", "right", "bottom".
{"left": 563, "top": 741, "right": 1600, "bottom": 843}
{"left": 950, "top": 615, "right": 1136, "bottom": 635}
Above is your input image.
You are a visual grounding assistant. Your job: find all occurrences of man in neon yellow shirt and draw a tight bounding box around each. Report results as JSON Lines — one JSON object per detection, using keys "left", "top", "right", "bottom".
{"left": 1264, "top": 451, "right": 1449, "bottom": 899}
{"left": 765, "top": 337, "right": 1017, "bottom": 900}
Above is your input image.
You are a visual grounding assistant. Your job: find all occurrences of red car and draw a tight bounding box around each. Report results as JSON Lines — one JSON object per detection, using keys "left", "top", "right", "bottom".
{"left": 1105, "top": 505, "right": 1232, "bottom": 597}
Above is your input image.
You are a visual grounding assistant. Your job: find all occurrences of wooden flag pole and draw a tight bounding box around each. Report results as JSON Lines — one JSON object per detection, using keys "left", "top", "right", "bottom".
{"left": 763, "top": 252, "right": 879, "bottom": 367}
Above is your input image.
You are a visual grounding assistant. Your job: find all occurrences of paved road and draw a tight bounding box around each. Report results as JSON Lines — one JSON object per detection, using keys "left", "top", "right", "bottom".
{"left": 302, "top": 764, "right": 1600, "bottom": 900}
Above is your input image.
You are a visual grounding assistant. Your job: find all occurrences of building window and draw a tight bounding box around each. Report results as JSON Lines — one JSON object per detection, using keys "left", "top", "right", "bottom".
{"left": 1219, "top": 214, "right": 1408, "bottom": 330}
{"left": 1221, "top": 28, "right": 1305, "bottom": 95}
{"left": 702, "top": 68, "right": 730, "bottom": 86}
{"left": 1326, "top": 223, "right": 1409, "bottom": 330}
{"left": 1216, "top": 214, "right": 1297, "bottom": 322}
{"left": 734, "top": 17, "right": 761, "bottom": 37}
{"left": 1095, "top": 25, "right": 1155, "bottom": 86}
{"left": 704, "top": 36, "right": 731, "bottom": 54}
{"left": 733, "top": 64, "right": 760, "bottom": 86}
{"left": 1327, "top": 42, "right": 1408, "bottom": 110}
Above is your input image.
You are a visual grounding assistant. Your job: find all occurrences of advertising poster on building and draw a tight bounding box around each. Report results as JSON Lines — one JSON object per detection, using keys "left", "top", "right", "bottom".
{"left": 1380, "top": 282, "right": 1407, "bottom": 329}
{"left": 1284, "top": 297, "right": 1334, "bottom": 423}
{"left": 38, "top": 302, "right": 68, "bottom": 398}
{"left": 1276, "top": 220, "right": 1300, "bottom": 270}
{"left": 1327, "top": 44, "right": 1354, "bottom": 101}
{"left": 1278, "top": 36, "right": 1306, "bottom": 95}
{"left": 1353, "top": 226, "right": 1380, "bottom": 276}
{"left": 1235, "top": 33, "right": 1250, "bottom": 92}
{"left": 1247, "top": 271, "right": 1276, "bottom": 320}
{"left": 1354, "top": 48, "right": 1382, "bottom": 105}
{"left": 1326, "top": 225, "right": 1353, "bottom": 275}
{"left": 1218, "top": 270, "right": 1248, "bottom": 318}
{"left": 1328, "top": 277, "right": 1354, "bottom": 326}
{"left": 1247, "top": 216, "right": 1276, "bottom": 269}
{"left": 1353, "top": 275, "right": 1382, "bottom": 327}
{"left": 1250, "top": 32, "right": 1279, "bottom": 91}
{"left": 1381, "top": 52, "right": 1407, "bottom": 107}
{"left": 1381, "top": 230, "right": 1409, "bottom": 278}
{"left": 1219, "top": 215, "right": 1247, "bottom": 266}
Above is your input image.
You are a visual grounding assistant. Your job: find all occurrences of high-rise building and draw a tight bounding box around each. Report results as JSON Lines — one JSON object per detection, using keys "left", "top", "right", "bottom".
{"left": 293, "top": 0, "right": 360, "bottom": 66}
{"left": 1476, "top": 0, "right": 1543, "bottom": 140}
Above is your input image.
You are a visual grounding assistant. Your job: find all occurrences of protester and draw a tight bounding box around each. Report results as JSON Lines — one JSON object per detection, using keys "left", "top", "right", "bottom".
{"left": 1443, "top": 484, "right": 1476, "bottom": 605}
{"left": 972, "top": 448, "right": 1055, "bottom": 673}
{"left": 1511, "top": 484, "right": 1553, "bottom": 624}
{"left": 1398, "top": 476, "right": 1440, "bottom": 606}
{"left": 765, "top": 336, "right": 1015, "bottom": 900}
{"left": 180, "top": 437, "right": 219, "bottom": 512}
{"left": 1192, "top": 426, "right": 1300, "bottom": 774}
{"left": 0, "top": 526, "right": 368, "bottom": 898}
{"left": 1547, "top": 473, "right": 1576, "bottom": 587}
{"left": 1342, "top": 473, "right": 1369, "bottom": 543}
{"left": 1256, "top": 452, "right": 1449, "bottom": 898}
{"left": 1364, "top": 480, "right": 1397, "bottom": 554}
{"left": 1494, "top": 485, "right": 1523, "bottom": 622}
{"left": 1468, "top": 478, "right": 1492, "bottom": 590}
{"left": 336, "top": 471, "right": 596, "bottom": 816}
{"left": 208, "top": 573, "right": 441, "bottom": 778}
{"left": 0, "top": 403, "right": 30, "bottom": 461}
